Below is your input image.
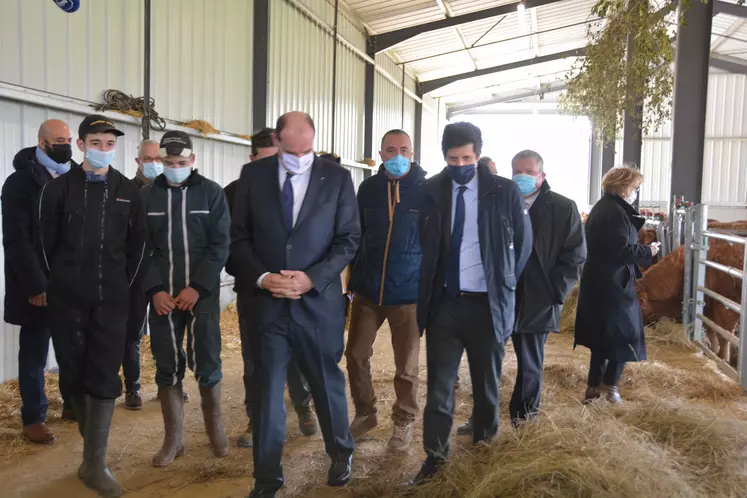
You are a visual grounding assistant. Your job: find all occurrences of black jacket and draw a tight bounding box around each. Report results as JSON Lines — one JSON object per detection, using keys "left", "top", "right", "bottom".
{"left": 574, "top": 193, "right": 652, "bottom": 362}
{"left": 417, "top": 164, "right": 533, "bottom": 342}
{"left": 2, "top": 147, "right": 78, "bottom": 326}
{"left": 229, "top": 155, "right": 360, "bottom": 330}
{"left": 38, "top": 166, "right": 148, "bottom": 307}
{"left": 514, "top": 181, "right": 586, "bottom": 334}
{"left": 224, "top": 179, "right": 238, "bottom": 215}
{"left": 141, "top": 171, "right": 230, "bottom": 298}
{"left": 349, "top": 162, "right": 426, "bottom": 306}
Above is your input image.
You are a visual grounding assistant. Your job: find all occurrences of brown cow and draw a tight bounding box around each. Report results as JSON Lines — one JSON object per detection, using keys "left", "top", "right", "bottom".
{"left": 635, "top": 222, "right": 747, "bottom": 364}
{"left": 637, "top": 245, "right": 685, "bottom": 325}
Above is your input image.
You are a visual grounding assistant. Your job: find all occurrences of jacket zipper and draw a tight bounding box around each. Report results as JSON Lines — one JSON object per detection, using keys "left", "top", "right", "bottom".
{"left": 378, "top": 180, "right": 399, "bottom": 305}
{"left": 98, "top": 185, "right": 108, "bottom": 302}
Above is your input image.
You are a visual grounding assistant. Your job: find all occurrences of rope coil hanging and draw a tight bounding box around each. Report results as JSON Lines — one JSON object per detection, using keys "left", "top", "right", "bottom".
{"left": 96, "top": 89, "right": 166, "bottom": 132}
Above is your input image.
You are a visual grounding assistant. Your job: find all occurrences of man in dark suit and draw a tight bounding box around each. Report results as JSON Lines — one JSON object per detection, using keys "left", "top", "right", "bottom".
{"left": 230, "top": 111, "right": 360, "bottom": 498}
{"left": 457, "top": 149, "right": 586, "bottom": 434}
{"left": 225, "top": 127, "right": 317, "bottom": 450}
{"left": 410, "top": 122, "right": 532, "bottom": 485}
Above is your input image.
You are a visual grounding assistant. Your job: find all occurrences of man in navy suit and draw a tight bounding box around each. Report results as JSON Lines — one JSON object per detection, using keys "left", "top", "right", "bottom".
{"left": 230, "top": 111, "right": 360, "bottom": 498}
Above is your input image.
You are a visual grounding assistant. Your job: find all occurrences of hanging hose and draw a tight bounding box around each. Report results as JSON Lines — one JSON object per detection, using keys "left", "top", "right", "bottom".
{"left": 95, "top": 89, "right": 167, "bottom": 132}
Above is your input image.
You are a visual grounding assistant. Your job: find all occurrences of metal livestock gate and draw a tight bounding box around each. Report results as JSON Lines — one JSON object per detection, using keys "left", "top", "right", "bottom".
{"left": 682, "top": 203, "right": 747, "bottom": 388}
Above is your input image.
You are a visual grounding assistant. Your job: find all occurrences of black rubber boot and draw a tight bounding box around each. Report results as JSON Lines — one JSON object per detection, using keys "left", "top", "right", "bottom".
{"left": 82, "top": 398, "right": 122, "bottom": 497}
{"left": 152, "top": 385, "right": 185, "bottom": 467}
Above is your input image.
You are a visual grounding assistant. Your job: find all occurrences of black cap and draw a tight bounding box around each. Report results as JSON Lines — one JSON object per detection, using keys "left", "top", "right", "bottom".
{"left": 159, "top": 131, "right": 194, "bottom": 158}
{"left": 78, "top": 114, "right": 124, "bottom": 139}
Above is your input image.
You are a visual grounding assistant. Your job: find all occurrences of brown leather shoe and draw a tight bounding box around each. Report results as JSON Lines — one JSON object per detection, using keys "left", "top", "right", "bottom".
{"left": 583, "top": 386, "right": 601, "bottom": 404}
{"left": 23, "top": 423, "right": 56, "bottom": 444}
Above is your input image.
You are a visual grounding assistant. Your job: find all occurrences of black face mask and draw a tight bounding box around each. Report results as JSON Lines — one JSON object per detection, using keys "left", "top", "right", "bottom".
{"left": 44, "top": 142, "right": 73, "bottom": 164}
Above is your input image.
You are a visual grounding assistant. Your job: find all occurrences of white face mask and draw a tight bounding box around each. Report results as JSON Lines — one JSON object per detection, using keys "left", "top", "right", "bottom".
{"left": 626, "top": 193, "right": 637, "bottom": 205}
{"left": 281, "top": 152, "right": 314, "bottom": 174}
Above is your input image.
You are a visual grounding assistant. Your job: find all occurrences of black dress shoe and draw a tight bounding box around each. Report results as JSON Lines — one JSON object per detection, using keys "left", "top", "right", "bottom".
{"left": 327, "top": 454, "right": 352, "bottom": 486}
{"left": 407, "top": 460, "right": 440, "bottom": 486}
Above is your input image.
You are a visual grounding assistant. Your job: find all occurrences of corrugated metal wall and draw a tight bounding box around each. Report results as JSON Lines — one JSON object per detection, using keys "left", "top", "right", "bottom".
{"left": 613, "top": 73, "right": 747, "bottom": 208}
{"left": 151, "top": 0, "right": 254, "bottom": 135}
{"left": 420, "top": 94, "right": 444, "bottom": 175}
{"left": 267, "top": 0, "right": 366, "bottom": 161}
{"left": 373, "top": 53, "right": 419, "bottom": 145}
{"left": 0, "top": 0, "right": 254, "bottom": 136}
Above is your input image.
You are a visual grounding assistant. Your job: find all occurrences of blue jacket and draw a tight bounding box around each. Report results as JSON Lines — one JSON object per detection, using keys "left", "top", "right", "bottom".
{"left": 350, "top": 162, "right": 427, "bottom": 306}
{"left": 417, "top": 164, "right": 533, "bottom": 340}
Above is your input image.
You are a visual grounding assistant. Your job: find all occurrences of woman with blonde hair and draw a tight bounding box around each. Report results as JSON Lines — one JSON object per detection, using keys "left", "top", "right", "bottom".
{"left": 574, "top": 166, "right": 659, "bottom": 403}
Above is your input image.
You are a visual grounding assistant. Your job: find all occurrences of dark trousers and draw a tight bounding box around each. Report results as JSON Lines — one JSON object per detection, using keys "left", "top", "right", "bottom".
{"left": 49, "top": 298, "right": 128, "bottom": 400}
{"left": 18, "top": 324, "right": 54, "bottom": 425}
{"left": 237, "top": 301, "right": 311, "bottom": 419}
{"left": 251, "top": 313, "right": 354, "bottom": 492}
{"left": 423, "top": 295, "right": 505, "bottom": 462}
{"left": 123, "top": 286, "right": 147, "bottom": 393}
{"left": 587, "top": 351, "right": 626, "bottom": 387}
{"left": 149, "top": 295, "right": 222, "bottom": 389}
{"left": 509, "top": 332, "right": 549, "bottom": 423}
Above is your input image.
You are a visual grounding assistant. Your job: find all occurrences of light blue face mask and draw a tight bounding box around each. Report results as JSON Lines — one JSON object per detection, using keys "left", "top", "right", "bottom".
{"left": 163, "top": 166, "right": 192, "bottom": 184}
{"left": 35, "top": 146, "right": 71, "bottom": 176}
{"left": 383, "top": 155, "right": 410, "bottom": 177}
{"left": 512, "top": 173, "right": 540, "bottom": 196}
{"left": 142, "top": 161, "right": 163, "bottom": 180}
{"left": 85, "top": 148, "right": 116, "bottom": 170}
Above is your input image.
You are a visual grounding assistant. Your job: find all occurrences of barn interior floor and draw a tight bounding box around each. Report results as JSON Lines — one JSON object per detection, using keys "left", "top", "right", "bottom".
{"left": 1, "top": 308, "right": 746, "bottom": 498}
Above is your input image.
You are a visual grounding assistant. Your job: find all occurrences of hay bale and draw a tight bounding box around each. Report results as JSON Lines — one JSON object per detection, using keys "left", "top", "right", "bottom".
{"left": 559, "top": 284, "right": 578, "bottom": 335}
{"left": 371, "top": 406, "right": 697, "bottom": 498}
{"left": 618, "top": 400, "right": 747, "bottom": 497}
{"left": 645, "top": 319, "right": 692, "bottom": 349}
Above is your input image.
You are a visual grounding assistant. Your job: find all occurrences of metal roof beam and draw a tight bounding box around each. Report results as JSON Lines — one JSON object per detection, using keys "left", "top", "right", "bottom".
{"left": 370, "top": 0, "right": 571, "bottom": 52}
{"left": 420, "top": 47, "right": 585, "bottom": 94}
{"left": 710, "top": 52, "right": 747, "bottom": 74}
{"left": 713, "top": 1, "right": 747, "bottom": 18}
{"left": 446, "top": 81, "right": 567, "bottom": 118}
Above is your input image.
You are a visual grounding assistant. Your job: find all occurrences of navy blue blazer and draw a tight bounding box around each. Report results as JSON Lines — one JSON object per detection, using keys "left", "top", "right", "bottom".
{"left": 229, "top": 155, "right": 361, "bottom": 331}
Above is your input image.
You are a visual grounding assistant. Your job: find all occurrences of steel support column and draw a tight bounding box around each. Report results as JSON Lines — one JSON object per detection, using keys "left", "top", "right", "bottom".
{"left": 589, "top": 122, "right": 603, "bottom": 205}
{"left": 363, "top": 40, "right": 376, "bottom": 162}
{"left": 622, "top": 27, "right": 642, "bottom": 170}
{"left": 252, "top": 0, "right": 270, "bottom": 130}
{"left": 330, "top": 0, "right": 340, "bottom": 152}
{"left": 602, "top": 140, "right": 615, "bottom": 176}
{"left": 142, "top": 0, "right": 152, "bottom": 140}
{"left": 414, "top": 87, "right": 423, "bottom": 164}
{"left": 670, "top": 0, "right": 713, "bottom": 204}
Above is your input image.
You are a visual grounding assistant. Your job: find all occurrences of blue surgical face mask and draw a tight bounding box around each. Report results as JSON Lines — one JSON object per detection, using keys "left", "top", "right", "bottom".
{"left": 384, "top": 155, "right": 410, "bottom": 177}
{"left": 85, "top": 148, "right": 115, "bottom": 171}
{"left": 142, "top": 161, "right": 163, "bottom": 180}
{"left": 163, "top": 166, "right": 192, "bottom": 184}
{"left": 512, "top": 173, "right": 540, "bottom": 196}
{"left": 447, "top": 164, "right": 476, "bottom": 185}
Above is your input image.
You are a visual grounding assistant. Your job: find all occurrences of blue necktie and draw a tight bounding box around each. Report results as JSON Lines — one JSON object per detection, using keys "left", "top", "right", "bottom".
{"left": 447, "top": 186, "right": 467, "bottom": 297}
{"left": 282, "top": 172, "right": 294, "bottom": 232}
